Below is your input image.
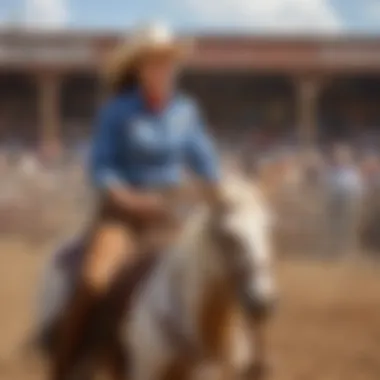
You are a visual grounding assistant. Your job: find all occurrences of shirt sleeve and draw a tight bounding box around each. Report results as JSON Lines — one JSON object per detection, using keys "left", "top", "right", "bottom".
{"left": 90, "top": 101, "right": 126, "bottom": 190}
{"left": 184, "top": 103, "right": 221, "bottom": 182}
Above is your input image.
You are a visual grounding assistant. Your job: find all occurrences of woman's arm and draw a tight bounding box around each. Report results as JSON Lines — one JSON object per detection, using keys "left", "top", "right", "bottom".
{"left": 184, "top": 103, "right": 222, "bottom": 205}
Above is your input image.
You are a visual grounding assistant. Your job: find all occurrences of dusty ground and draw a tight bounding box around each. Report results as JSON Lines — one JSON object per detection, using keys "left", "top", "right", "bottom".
{"left": 0, "top": 240, "right": 379, "bottom": 380}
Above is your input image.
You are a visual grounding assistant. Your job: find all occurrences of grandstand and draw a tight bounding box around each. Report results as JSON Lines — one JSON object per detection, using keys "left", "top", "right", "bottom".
{"left": 1, "top": 29, "right": 380, "bottom": 151}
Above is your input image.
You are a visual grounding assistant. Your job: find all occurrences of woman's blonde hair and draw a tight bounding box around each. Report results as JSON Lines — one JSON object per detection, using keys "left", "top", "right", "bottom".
{"left": 105, "top": 54, "right": 139, "bottom": 95}
{"left": 103, "top": 23, "right": 192, "bottom": 95}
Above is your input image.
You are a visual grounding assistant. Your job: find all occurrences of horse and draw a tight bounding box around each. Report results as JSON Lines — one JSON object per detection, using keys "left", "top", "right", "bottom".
{"left": 34, "top": 175, "right": 276, "bottom": 380}
{"left": 125, "top": 175, "right": 276, "bottom": 380}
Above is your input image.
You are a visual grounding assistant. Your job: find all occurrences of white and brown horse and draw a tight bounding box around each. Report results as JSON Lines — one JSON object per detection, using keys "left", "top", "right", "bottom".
{"left": 126, "top": 176, "right": 276, "bottom": 380}
{"left": 35, "top": 175, "right": 276, "bottom": 380}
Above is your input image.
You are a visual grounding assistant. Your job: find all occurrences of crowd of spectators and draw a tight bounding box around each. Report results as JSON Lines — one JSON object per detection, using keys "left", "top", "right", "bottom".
{"left": 0, "top": 146, "right": 89, "bottom": 244}
{"left": 1, "top": 135, "right": 380, "bottom": 256}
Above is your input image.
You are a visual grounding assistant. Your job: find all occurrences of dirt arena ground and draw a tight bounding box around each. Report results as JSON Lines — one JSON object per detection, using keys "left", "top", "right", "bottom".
{"left": 0, "top": 240, "right": 379, "bottom": 380}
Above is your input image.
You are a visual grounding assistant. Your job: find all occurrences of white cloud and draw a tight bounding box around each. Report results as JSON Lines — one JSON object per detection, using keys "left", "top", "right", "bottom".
{"left": 23, "top": 0, "right": 68, "bottom": 29}
{"left": 180, "top": 0, "right": 343, "bottom": 33}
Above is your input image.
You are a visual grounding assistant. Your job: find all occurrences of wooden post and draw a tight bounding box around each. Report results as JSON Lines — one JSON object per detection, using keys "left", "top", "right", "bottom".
{"left": 38, "top": 72, "right": 62, "bottom": 158}
{"left": 296, "top": 76, "right": 320, "bottom": 147}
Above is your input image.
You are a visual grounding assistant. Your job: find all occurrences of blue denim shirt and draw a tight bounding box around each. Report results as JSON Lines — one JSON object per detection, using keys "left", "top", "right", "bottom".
{"left": 90, "top": 90, "right": 220, "bottom": 189}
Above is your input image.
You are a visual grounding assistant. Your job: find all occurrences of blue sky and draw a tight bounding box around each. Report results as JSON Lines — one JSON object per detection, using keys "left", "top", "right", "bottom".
{"left": 1, "top": 0, "right": 380, "bottom": 34}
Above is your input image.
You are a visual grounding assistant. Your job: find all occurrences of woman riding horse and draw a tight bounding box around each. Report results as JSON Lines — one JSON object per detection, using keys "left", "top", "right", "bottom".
{"left": 51, "top": 23, "right": 221, "bottom": 380}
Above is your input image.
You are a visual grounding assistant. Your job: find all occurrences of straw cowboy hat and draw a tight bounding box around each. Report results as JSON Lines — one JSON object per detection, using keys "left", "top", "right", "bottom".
{"left": 105, "top": 22, "right": 193, "bottom": 93}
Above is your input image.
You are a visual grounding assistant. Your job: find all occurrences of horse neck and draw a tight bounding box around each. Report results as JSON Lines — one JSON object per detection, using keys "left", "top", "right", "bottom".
{"left": 179, "top": 208, "right": 226, "bottom": 286}
{"left": 178, "top": 214, "right": 236, "bottom": 352}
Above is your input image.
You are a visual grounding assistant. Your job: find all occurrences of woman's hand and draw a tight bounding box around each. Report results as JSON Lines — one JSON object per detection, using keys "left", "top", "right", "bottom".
{"left": 129, "top": 192, "right": 167, "bottom": 221}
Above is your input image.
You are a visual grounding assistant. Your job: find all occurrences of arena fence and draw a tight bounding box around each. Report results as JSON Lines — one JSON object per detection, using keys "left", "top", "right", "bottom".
{"left": 0, "top": 164, "right": 379, "bottom": 257}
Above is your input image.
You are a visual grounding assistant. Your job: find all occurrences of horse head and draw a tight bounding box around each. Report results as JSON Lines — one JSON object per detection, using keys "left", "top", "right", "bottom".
{"left": 206, "top": 175, "right": 277, "bottom": 319}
